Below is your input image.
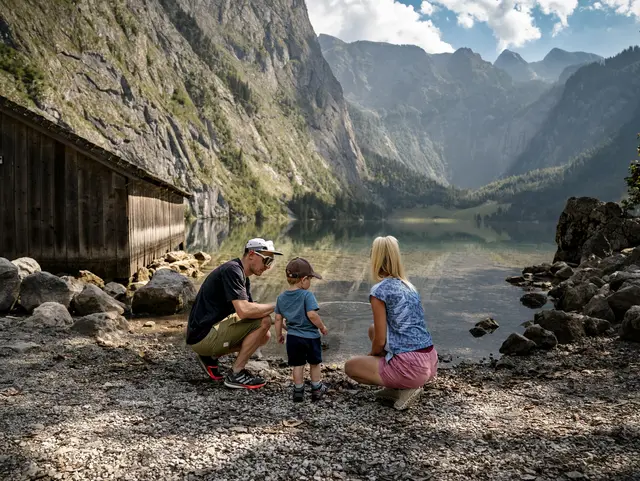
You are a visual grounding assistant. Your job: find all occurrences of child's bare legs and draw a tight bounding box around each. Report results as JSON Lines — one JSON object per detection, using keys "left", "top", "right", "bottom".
{"left": 292, "top": 366, "right": 305, "bottom": 386}
{"left": 310, "top": 364, "right": 321, "bottom": 383}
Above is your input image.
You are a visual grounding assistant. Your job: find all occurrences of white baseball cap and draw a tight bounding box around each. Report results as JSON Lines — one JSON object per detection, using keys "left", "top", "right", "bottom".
{"left": 245, "top": 238, "right": 283, "bottom": 255}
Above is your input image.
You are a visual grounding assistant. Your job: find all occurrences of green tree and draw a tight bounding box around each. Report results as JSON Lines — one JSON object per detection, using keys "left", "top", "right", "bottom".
{"left": 622, "top": 133, "right": 640, "bottom": 215}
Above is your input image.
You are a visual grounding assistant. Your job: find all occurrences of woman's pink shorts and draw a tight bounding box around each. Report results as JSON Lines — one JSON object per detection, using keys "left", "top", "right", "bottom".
{"left": 378, "top": 347, "right": 438, "bottom": 389}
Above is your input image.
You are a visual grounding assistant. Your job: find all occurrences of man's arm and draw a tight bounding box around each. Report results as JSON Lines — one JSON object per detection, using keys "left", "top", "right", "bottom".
{"left": 369, "top": 297, "right": 387, "bottom": 356}
{"left": 307, "top": 310, "right": 328, "bottom": 335}
{"left": 232, "top": 299, "right": 275, "bottom": 320}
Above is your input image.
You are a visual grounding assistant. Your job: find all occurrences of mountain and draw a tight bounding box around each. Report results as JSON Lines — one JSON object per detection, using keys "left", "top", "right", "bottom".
{"left": 494, "top": 50, "right": 538, "bottom": 82}
{"left": 0, "top": 0, "right": 364, "bottom": 221}
{"left": 495, "top": 47, "right": 603, "bottom": 83}
{"left": 318, "top": 35, "right": 550, "bottom": 188}
{"left": 507, "top": 46, "right": 640, "bottom": 176}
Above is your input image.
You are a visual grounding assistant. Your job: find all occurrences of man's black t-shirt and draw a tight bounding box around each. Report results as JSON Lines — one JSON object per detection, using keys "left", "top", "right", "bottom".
{"left": 187, "top": 258, "right": 252, "bottom": 345}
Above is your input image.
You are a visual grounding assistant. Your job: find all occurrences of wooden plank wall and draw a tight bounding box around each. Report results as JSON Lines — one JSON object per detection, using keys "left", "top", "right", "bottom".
{"left": 128, "top": 180, "right": 185, "bottom": 275}
{"left": 0, "top": 112, "right": 130, "bottom": 279}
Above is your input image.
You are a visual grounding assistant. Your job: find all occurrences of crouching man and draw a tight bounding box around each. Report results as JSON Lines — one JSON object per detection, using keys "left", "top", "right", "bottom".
{"left": 186, "top": 238, "right": 282, "bottom": 389}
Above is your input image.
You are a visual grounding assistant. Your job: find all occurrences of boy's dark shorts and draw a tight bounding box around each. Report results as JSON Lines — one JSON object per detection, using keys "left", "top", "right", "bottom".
{"left": 286, "top": 334, "right": 322, "bottom": 366}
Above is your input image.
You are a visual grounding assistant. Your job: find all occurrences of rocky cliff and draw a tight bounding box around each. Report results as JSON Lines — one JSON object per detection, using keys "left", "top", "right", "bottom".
{"left": 319, "top": 35, "right": 549, "bottom": 188}
{"left": 0, "top": 0, "right": 364, "bottom": 221}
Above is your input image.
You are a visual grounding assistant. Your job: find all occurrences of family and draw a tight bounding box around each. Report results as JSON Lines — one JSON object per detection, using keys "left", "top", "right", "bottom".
{"left": 186, "top": 236, "right": 438, "bottom": 411}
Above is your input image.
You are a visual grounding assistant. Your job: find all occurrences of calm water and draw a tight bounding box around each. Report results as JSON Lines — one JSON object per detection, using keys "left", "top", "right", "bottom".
{"left": 186, "top": 218, "right": 557, "bottom": 364}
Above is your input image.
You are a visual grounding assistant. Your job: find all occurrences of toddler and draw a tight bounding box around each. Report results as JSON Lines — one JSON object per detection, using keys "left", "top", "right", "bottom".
{"left": 275, "top": 257, "right": 328, "bottom": 402}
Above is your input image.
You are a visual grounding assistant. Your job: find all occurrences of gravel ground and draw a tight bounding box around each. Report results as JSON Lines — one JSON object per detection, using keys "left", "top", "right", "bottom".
{"left": 1, "top": 317, "right": 639, "bottom": 481}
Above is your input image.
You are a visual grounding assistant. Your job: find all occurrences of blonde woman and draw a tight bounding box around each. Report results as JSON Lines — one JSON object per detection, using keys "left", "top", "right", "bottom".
{"left": 344, "top": 236, "right": 438, "bottom": 410}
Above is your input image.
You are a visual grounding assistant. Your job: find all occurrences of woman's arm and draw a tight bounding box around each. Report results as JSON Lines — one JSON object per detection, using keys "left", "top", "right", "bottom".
{"left": 369, "top": 297, "right": 387, "bottom": 356}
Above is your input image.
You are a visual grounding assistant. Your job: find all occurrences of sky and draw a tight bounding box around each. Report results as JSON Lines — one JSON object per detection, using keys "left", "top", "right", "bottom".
{"left": 305, "top": 0, "right": 640, "bottom": 62}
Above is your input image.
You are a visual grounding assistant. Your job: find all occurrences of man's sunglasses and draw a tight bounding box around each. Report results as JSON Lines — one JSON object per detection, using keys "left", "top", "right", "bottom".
{"left": 254, "top": 251, "right": 274, "bottom": 267}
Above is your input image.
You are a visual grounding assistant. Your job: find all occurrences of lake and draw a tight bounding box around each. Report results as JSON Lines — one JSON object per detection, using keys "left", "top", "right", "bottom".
{"left": 185, "top": 217, "right": 557, "bottom": 364}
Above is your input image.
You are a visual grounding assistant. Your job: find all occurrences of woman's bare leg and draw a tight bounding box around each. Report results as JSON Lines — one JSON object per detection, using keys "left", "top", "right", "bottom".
{"left": 344, "top": 355, "right": 384, "bottom": 386}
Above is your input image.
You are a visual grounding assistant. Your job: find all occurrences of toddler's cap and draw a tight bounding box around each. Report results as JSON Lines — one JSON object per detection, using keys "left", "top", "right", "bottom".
{"left": 286, "top": 257, "right": 322, "bottom": 279}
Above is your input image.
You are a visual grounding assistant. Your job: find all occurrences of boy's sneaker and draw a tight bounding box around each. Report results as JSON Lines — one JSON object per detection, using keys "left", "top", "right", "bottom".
{"left": 311, "top": 382, "right": 328, "bottom": 401}
{"left": 224, "top": 369, "right": 266, "bottom": 389}
{"left": 393, "top": 387, "right": 424, "bottom": 411}
{"left": 293, "top": 385, "right": 305, "bottom": 403}
{"left": 196, "top": 355, "right": 223, "bottom": 381}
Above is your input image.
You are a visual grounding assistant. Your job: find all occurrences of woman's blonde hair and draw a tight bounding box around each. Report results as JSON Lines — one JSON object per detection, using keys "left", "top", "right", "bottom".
{"left": 370, "top": 236, "right": 414, "bottom": 289}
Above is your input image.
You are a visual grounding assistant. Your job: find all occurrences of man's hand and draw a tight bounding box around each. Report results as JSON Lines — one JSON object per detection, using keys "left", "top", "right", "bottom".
{"left": 320, "top": 326, "right": 328, "bottom": 336}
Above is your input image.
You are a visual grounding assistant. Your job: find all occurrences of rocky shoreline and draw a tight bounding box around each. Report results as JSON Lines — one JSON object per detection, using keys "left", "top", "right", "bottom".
{"left": 1, "top": 197, "right": 639, "bottom": 480}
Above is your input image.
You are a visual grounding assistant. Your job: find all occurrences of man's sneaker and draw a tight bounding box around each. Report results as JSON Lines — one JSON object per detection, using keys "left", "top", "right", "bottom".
{"left": 311, "top": 383, "right": 328, "bottom": 402}
{"left": 196, "top": 355, "right": 223, "bottom": 381}
{"left": 224, "top": 369, "right": 267, "bottom": 389}
{"left": 393, "top": 387, "right": 424, "bottom": 411}
{"left": 374, "top": 387, "right": 401, "bottom": 403}
{"left": 293, "top": 385, "right": 305, "bottom": 403}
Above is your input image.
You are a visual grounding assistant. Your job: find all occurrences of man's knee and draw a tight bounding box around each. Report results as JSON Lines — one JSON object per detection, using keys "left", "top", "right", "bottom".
{"left": 261, "top": 329, "right": 271, "bottom": 345}
{"left": 260, "top": 316, "right": 272, "bottom": 330}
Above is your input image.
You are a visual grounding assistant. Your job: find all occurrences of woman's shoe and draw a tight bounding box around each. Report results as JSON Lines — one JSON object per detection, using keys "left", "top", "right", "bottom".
{"left": 374, "top": 387, "right": 401, "bottom": 403}
{"left": 393, "top": 387, "right": 423, "bottom": 410}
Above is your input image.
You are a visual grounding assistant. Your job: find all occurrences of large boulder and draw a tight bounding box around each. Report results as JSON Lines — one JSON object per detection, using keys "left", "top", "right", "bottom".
{"left": 19, "top": 272, "right": 73, "bottom": 312}
{"left": 71, "top": 312, "right": 129, "bottom": 347}
{"left": 78, "top": 270, "right": 105, "bottom": 289}
{"left": 11, "top": 257, "right": 41, "bottom": 280}
{"left": 132, "top": 269, "right": 197, "bottom": 315}
{"left": 0, "top": 258, "right": 20, "bottom": 313}
{"left": 60, "top": 276, "right": 86, "bottom": 296}
{"left": 26, "top": 302, "right": 73, "bottom": 328}
{"left": 534, "top": 310, "right": 586, "bottom": 344}
{"left": 554, "top": 197, "right": 640, "bottom": 265}
{"left": 72, "top": 284, "right": 124, "bottom": 316}
{"left": 608, "top": 271, "right": 640, "bottom": 291}
{"left": 599, "top": 254, "right": 629, "bottom": 276}
{"left": 499, "top": 333, "right": 536, "bottom": 356}
{"left": 583, "top": 316, "right": 611, "bottom": 337}
{"left": 557, "top": 283, "right": 598, "bottom": 312}
{"left": 104, "top": 282, "right": 127, "bottom": 303}
{"left": 607, "top": 285, "right": 640, "bottom": 320}
{"left": 582, "top": 294, "right": 615, "bottom": 322}
{"left": 620, "top": 306, "right": 640, "bottom": 342}
{"left": 520, "top": 292, "right": 547, "bottom": 309}
{"left": 523, "top": 325, "right": 558, "bottom": 350}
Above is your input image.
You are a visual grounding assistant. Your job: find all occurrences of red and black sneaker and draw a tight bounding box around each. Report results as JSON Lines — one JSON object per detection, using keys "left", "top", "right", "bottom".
{"left": 196, "top": 355, "right": 223, "bottom": 381}
{"left": 223, "top": 369, "right": 267, "bottom": 389}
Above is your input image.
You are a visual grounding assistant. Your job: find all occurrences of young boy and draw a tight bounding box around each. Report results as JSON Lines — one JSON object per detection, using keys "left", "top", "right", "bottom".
{"left": 275, "top": 257, "right": 329, "bottom": 402}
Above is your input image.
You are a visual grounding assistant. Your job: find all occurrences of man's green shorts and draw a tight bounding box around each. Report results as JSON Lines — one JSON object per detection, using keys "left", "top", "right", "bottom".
{"left": 190, "top": 314, "right": 263, "bottom": 357}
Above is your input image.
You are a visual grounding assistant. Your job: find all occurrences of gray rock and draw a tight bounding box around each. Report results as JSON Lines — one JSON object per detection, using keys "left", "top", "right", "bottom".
{"left": 495, "top": 358, "right": 515, "bottom": 369}
{"left": 607, "top": 285, "right": 640, "bottom": 320}
{"left": 0, "top": 258, "right": 20, "bottom": 313}
{"left": 580, "top": 231, "right": 612, "bottom": 263}
{"left": 506, "top": 275, "right": 525, "bottom": 285}
{"left": 499, "top": 333, "right": 536, "bottom": 356}
{"left": 19, "top": 272, "right": 73, "bottom": 312}
{"left": 597, "top": 284, "right": 612, "bottom": 297}
{"left": 60, "top": 276, "right": 86, "bottom": 296}
{"left": 78, "top": 270, "right": 105, "bottom": 289}
{"left": 534, "top": 310, "right": 586, "bottom": 344}
{"left": 469, "top": 327, "right": 489, "bottom": 337}
{"left": 475, "top": 317, "right": 499, "bottom": 331}
{"left": 0, "top": 341, "right": 40, "bottom": 354}
{"left": 72, "top": 311, "right": 129, "bottom": 336}
{"left": 523, "top": 325, "right": 558, "bottom": 350}
{"left": 582, "top": 294, "right": 615, "bottom": 322}
{"left": 132, "top": 269, "right": 197, "bottom": 315}
{"left": 620, "top": 306, "right": 640, "bottom": 342}
{"left": 104, "top": 282, "right": 127, "bottom": 302}
{"left": 555, "top": 265, "right": 574, "bottom": 280}
{"left": 599, "top": 253, "right": 628, "bottom": 276}
{"left": 558, "top": 283, "right": 598, "bottom": 312}
{"left": 583, "top": 316, "right": 611, "bottom": 337}
{"left": 549, "top": 280, "right": 572, "bottom": 299}
{"left": 523, "top": 264, "right": 552, "bottom": 275}
{"left": 550, "top": 261, "right": 569, "bottom": 274}
{"left": 72, "top": 284, "right": 125, "bottom": 316}
{"left": 11, "top": 257, "right": 41, "bottom": 280}
{"left": 608, "top": 271, "right": 640, "bottom": 291}
{"left": 520, "top": 292, "right": 547, "bottom": 309}
{"left": 26, "top": 302, "right": 73, "bottom": 328}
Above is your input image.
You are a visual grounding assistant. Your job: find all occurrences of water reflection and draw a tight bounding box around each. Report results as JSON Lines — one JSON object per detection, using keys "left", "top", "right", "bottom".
{"left": 185, "top": 218, "right": 557, "bottom": 363}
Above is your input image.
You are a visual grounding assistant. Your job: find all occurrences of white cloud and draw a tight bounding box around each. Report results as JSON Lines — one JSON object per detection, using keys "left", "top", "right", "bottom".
{"left": 420, "top": 1, "right": 438, "bottom": 16}
{"left": 596, "top": 0, "right": 640, "bottom": 16}
{"left": 305, "top": 0, "right": 454, "bottom": 54}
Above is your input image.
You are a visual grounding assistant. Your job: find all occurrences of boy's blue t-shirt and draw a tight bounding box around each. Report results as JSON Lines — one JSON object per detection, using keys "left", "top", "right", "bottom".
{"left": 275, "top": 289, "right": 320, "bottom": 339}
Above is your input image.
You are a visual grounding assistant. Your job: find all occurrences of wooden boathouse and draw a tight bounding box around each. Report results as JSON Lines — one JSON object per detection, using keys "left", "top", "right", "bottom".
{"left": 0, "top": 95, "right": 190, "bottom": 280}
